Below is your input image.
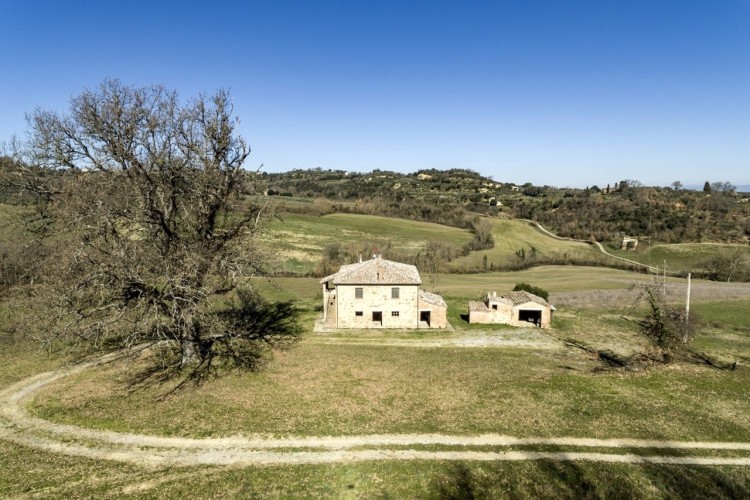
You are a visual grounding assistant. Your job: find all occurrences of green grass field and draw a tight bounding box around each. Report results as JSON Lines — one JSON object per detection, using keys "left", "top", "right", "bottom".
{"left": 612, "top": 243, "right": 750, "bottom": 274}
{"left": 257, "top": 210, "right": 750, "bottom": 280}
{"left": 448, "top": 218, "right": 605, "bottom": 272}
{"left": 263, "top": 212, "right": 474, "bottom": 273}
{"left": 2, "top": 216, "right": 750, "bottom": 497}
{"left": 2, "top": 287, "right": 749, "bottom": 496}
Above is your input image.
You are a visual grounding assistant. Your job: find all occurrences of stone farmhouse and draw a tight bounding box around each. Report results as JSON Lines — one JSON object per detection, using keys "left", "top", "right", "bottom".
{"left": 320, "top": 256, "right": 448, "bottom": 329}
{"left": 468, "top": 291, "right": 553, "bottom": 328}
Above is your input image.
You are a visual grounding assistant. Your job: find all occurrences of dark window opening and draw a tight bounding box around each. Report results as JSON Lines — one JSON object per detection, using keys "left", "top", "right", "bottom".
{"left": 391, "top": 311, "right": 399, "bottom": 317}
{"left": 355, "top": 311, "right": 363, "bottom": 317}
{"left": 491, "top": 304, "right": 498, "bottom": 310}
{"left": 372, "top": 311, "right": 382, "bottom": 324}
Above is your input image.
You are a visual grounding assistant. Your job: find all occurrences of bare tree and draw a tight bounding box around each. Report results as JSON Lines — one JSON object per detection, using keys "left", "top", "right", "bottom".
{"left": 702, "top": 248, "right": 749, "bottom": 282}
{"left": 463, "top": 218, "right": 495, "bottom": 251}
{"left": 422, "top": 240, "right": 455, "bottom": 291}
{"left": 23, "top": 79, "right": 300, "bottom": 382}
{"left": 629, "top": 285, "right": 697, "bottom": 363}
{"left": 710, "top": 181, "right": 736, "bottom": 194}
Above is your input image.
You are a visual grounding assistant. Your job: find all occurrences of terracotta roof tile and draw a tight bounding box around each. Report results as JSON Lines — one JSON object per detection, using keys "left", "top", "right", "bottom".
{"left": 496, "top": 290, "right": 548, "bottom": 306}
{"left": 419, "top": 290, "right": 447, "bottom": 308}
{"left": 468, "top": 300, "right": 489, "bottom": 312}
{"left": 320, "top": 257, "right": 422, "bottom": 285}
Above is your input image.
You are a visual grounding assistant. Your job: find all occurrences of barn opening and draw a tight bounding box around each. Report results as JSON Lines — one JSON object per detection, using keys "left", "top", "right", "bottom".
{"left": 518, "top": 309, "right": 541, "bottom": 326}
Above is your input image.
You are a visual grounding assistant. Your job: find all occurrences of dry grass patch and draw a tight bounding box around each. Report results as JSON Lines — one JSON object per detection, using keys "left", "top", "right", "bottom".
{"left": 29, "top": 338, "right": 750, "bottom": 443}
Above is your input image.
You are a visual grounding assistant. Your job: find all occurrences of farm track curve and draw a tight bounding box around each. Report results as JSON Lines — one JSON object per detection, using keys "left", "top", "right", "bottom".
{"left": 2, "top": 351, "right": 750, "bottom": 467}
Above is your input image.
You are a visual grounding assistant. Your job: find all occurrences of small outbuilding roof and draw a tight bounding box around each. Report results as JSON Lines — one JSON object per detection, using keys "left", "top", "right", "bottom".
{"left": 468, "top": 300, "right": 492, "bottom": 312}
{"left": 470, "top": 290, "right": 551, "bottom": 313}
{"left": 419, "top": 290, "right": 447, "bottom": 308}
{"left": 495, "top": 290, "right": 549, "bottom": 306}
{"left": 320, "top": 256, "right": 422, "bottom": 285}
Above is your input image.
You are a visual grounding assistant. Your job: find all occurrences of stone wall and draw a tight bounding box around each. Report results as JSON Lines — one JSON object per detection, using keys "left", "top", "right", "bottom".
{"left": 336, "top": 284, "right": 420, "bottom": 328}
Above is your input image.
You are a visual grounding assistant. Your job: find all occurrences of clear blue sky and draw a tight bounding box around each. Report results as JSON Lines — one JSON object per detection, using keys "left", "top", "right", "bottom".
{"left": 1, "top": 0, "right": 748, "bottom": 187}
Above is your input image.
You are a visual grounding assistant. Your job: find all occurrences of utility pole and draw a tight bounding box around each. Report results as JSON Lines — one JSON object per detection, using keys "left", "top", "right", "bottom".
{"left": 684, "top": 272, "right": 691, "bottom": 342}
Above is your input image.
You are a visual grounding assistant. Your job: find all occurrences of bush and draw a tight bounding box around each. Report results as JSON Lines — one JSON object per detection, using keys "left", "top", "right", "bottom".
{"left": 512, "top": 283, "right": 549, "bottom": 300}
{"left": 632, "top": 287, "right": 697, "bottom": 363}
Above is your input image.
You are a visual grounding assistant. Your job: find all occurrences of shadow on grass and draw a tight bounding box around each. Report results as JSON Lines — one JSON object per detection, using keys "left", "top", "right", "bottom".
{"left": 127, "top": 292, "right": 302, "bottom": 397}
{"left": 431, "top": 460, "right": 749, "bottom": 499}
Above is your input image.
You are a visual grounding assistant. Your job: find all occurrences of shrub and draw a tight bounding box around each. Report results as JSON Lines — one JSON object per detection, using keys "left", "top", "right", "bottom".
{"left": 512, "top": 283, "right": 549, "bottom": 300}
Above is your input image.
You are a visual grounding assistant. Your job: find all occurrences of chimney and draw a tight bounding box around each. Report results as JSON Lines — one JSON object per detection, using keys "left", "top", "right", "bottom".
{"left": 358, "top": 253, "right": 362, "bottom": 263}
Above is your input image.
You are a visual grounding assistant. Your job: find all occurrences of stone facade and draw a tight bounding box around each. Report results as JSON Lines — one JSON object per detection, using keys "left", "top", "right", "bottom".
{"left": 468, "top": 291, "right": 552, "bottom": 329}
{"left": 320, "top": 256, "right": 447, "bottom": 329}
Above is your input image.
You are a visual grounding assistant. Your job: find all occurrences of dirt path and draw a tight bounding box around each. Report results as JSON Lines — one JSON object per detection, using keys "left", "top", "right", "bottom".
{"left": 517, "top": 218, "right": 665, "bottom": 273}
{"left": 2, "top": 354, "right": 750, "bottom": 467}
{"left": 305, "top": 330, "right": 559, "bottom": 348}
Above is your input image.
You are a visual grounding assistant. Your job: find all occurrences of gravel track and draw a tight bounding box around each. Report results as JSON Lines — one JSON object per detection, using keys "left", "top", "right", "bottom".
{"left": 2, "top": 352, "right": 750, "bottom": 467}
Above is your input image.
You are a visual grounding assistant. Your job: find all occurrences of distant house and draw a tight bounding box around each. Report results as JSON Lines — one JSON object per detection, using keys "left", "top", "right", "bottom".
{"left": 620, "top": 237, "right": 638, "bottom": 251}
{"left": 468, "top": 291, "right": 553, "bottom": 328}
{"left": 320, "top": 255, "right": 447, "bottom": 329}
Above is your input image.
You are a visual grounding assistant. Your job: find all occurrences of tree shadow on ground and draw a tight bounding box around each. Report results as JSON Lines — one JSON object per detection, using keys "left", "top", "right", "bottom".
{"left": 126, "top": 293, "right": 302, "bottom": 396}
{"left": 431, "top": 460, "right": 749, "bottom": 499}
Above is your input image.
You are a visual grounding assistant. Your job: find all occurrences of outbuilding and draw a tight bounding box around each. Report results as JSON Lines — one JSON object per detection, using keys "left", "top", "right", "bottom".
{"left": 468, "top": 290, "right": 553, "bottom": 328}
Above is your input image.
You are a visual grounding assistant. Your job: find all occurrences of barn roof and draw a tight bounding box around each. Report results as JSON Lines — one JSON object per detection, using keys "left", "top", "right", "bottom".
{"left": 494, "top": 290, "right": 549, "bottom": 306}
{"left": 320, "top": 256, "right": 422, "bottom": 285}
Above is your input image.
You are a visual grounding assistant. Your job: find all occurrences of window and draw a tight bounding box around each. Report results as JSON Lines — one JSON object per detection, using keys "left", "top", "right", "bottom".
{"left": 391, "top": 311, "right": 399, "bottom": 317}
{"left": 355, "top": 287, "right": 363, "bottom": 299}
{"left": 391, "top": 287, "right": 399, "bottom": 299}
{"left": 492, "top": 304, "right": 498, "bottom": 310}
{"left": 355, "top": 311, "right": 363, "bottom": 317}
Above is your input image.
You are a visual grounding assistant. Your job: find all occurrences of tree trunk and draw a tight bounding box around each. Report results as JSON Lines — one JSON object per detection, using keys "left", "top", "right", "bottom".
{"left": 180, "top": 339, "right": 198, "bottom": 366}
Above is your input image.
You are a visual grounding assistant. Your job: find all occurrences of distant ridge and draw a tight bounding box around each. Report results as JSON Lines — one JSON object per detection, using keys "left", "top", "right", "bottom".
{"left": 684, "top": 184, "right": 750, "bottom": 193}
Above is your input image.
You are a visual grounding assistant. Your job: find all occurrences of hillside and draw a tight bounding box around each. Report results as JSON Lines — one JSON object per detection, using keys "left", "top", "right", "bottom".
{"left": 447, "top": 219, "right": 602, "bottom": 272}
{"left": 262, "top": 213, "right": 473, "bottom": 274}
{"left": 262, "top": 213, "right": 658, "bottom": 278}
{"left": 256, "top": 168, "right": 750, "bottom": 247}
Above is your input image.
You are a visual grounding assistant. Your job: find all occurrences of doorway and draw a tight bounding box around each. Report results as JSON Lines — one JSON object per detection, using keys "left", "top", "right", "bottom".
{"left": 420, "top": 310, "right": 431, "bottom": 327}
{"left": 518, "top": 309, "right": 542, "bottom": 326}
{"left": 372, "top": 311, "right": 382, "bottom": 325}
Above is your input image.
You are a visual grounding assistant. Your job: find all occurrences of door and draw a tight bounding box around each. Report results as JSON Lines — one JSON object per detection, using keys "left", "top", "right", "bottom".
{"left": 420, "top": 310, "right": 431, "bottom": 327}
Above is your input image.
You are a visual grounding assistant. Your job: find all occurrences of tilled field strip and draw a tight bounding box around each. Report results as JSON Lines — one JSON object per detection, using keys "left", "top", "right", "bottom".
{"left": 2, "top": 353, "right": 750, "bottom": 467}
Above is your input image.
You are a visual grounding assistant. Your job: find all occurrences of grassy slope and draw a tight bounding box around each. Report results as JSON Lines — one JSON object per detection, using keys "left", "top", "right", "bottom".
{"left": 264, "top": 211, "right": 747, "bottom": 277}
{"left": 263, "top": 213, "right": 474, "bottom": 273}
{"left": 449, "top": 219, "right": 603, "bottom": 272}
{"left": 612, "top": 243, "right": 750, "bottom": 273}
{"left": 263, "top": 214, "right": 627, "bottom": 275}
